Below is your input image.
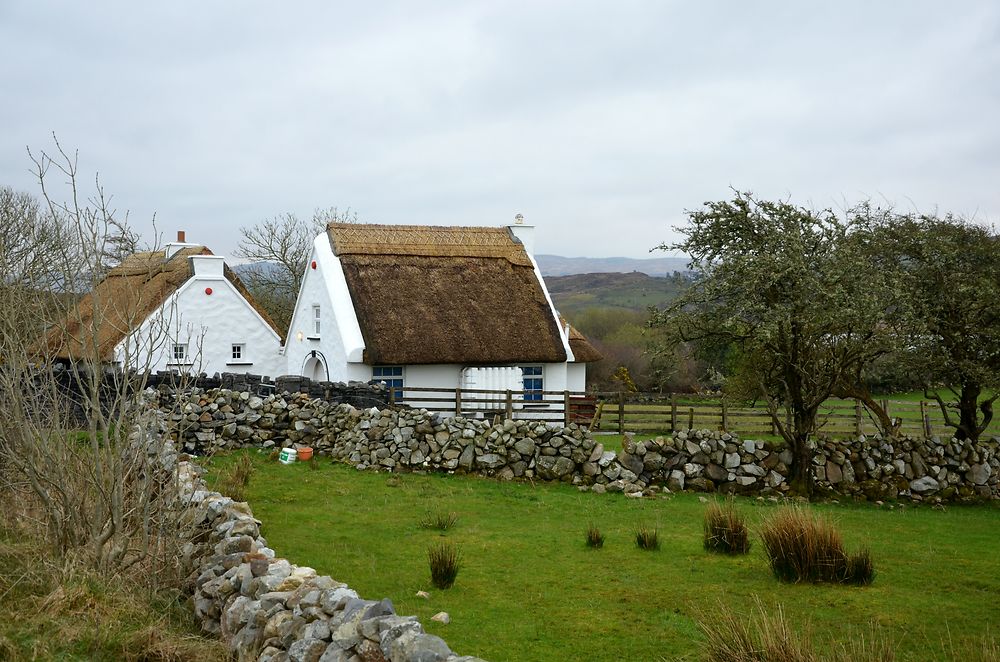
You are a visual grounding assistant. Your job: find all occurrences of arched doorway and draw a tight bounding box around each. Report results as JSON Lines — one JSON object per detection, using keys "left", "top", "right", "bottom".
{"left": 302, "top": 353, "right": 328, "bottom": 381}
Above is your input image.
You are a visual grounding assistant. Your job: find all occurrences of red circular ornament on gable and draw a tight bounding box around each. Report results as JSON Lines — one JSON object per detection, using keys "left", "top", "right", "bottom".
{"left": 205, "top": 287, "right": 213, "bottom": 295}
{"left": 311, "top": 260, "right": 317, "bottom": 270}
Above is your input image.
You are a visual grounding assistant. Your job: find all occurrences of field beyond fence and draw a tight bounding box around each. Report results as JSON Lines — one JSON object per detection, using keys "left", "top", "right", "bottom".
{"left": 394, "top": 386, "right": 998, "bottom": 439}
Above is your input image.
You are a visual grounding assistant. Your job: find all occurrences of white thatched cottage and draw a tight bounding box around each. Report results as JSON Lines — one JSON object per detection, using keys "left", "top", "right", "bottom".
{"left": 283, "top": 222, "right": 601, "bottom": 402}
{"left": 44, "top": 234, "right": 285, "bottom": 377}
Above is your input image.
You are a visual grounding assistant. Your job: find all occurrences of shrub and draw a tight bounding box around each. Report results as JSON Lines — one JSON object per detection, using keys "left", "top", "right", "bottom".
{"left": 585, "top": 523, "right": 605, "bottom": 549}
{"left": 759, "top": 506, "right": 874, "bottom": 585}
{"left": 703, "top": 499, "right": 751, "bottom": 555}
{"left": 635, "top": 525, "right": 659, "bottom": 551}
{"left": 428, "top": 542, "right": 461, "bottom": 589}
{"left": 420, "top": 511, "right": 458, "bottom": 532}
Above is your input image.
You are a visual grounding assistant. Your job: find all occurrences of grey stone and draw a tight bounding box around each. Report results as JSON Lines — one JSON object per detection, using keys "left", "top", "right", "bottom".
{"left": 968, "top": 463, "right": 992, "bottom": 485}
{"left": 910, "top": 476, "right": 940, "bottom": 493}
{"left": 288, "top": 638, "right": 328, "bottom": 662}
{"left": 825, "top": 461, "right": 843, "bottom": 484}
{"left": 513, "top": 438, "right": 536, "bottom": 456}
{"left": 705, "top": 463, "right": 728, "bottom": 482}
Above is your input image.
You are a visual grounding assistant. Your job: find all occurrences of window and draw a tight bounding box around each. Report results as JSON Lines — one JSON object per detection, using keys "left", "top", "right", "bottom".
{"left": 312, "top": 305, "right": 321, "bottom": 336}
{"left": 172, "top": 344, "right": 188, "bottom": 362}
{"left": 231, "top": 344, "right": 244, "bottom": 361}
{"left": 521, "top": 366, "right": 543, "bottom": 401}
{"left": 373, "top": 366, "right": 403, "bottom": 401}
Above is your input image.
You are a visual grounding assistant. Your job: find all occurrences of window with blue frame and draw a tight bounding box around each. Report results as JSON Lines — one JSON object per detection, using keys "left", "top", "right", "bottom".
{"left": 373, "top": 366, "right": 404, "bottom": 401}
{"left": 521, "top": 366, "right": 543, "bottom": 401}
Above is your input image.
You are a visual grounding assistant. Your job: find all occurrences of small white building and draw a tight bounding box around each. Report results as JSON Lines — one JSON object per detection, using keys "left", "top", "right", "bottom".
{"left": 283, "top": 222, "right": 601, "bottom": 410}
{"left": 46, "top": 234, "right": 284, "bottom": 377}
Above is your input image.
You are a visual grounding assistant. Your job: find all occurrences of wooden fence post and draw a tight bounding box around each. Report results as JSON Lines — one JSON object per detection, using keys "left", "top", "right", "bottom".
{"left": 455, "top": 388, "right": 462, "bottom": 417}
{"left": 854, "top": 400, "right": 862, "bottom": 436}
{"left": 505, "top": 389, "right": 513, "bottom": 420}
{"left": 721, "top": 396, "right": 728, "bottom": 431}
{"left": 389, "top": 387, "right": 395, "bottom": 406}
{"left": 564, "top": 390, "right": 571, "bottom": 426}
{"left": 688, "top": 407, "right": 695, "bottom": 430}
{"left": 618, "top": 392, "right": 625, "bottom": 434}
{"left": 920, "top": 400, "right": 931, "bottom": 437}
{"left": 670, "top": 394, "right": 677, "bottom": 432}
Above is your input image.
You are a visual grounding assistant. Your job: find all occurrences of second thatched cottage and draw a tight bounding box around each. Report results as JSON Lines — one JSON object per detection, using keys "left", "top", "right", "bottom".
{"left": 283, "top": 221, "right": 600, "bottom": 406}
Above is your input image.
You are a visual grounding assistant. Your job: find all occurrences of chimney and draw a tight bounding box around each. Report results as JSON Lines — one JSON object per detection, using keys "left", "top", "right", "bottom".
{"left": 166, "top": 230, "right": 193, "bottom": 259}
{"left": 507, "top": 213, "right": 535, "bottom": 256}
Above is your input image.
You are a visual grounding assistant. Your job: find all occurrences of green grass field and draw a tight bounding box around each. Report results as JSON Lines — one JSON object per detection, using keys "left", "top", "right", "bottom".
{"left": 209, "top": 453, "right": 1000, "bottom": 662}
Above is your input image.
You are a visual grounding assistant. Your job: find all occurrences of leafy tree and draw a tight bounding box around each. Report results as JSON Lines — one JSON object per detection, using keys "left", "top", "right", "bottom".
{"left": 650, "top": 192, "right": 907, "bottom": 495}
{"left": 880, "top": 214, "right": 1000, "bottom": 441}
{"left": 236, "top": 206, "right": 358, "bottom": 333}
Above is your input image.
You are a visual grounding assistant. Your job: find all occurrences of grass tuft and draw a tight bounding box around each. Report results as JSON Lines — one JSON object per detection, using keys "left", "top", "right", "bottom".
{"left": 700, "top": 597, "right": 816, "bottom": 662}
{"left": 216, "top": 453, "right": 255, "bottom": 502}
{"left": 585, "top": 523, "right": 605, "bottom": 549}
{"left": 759, "top": 506, "right": 874, "bottom": 585}
{"left": 703, "top": 498, "right": 752, "bottom": 555}
{"left": 420, "top": 511, "right": 459, "bottom": 532}
{"left": 635, "top": 525, "right": 659, "bottom": 551}
{"left": 428, "top": 542, "right": 461, "bottom": 589}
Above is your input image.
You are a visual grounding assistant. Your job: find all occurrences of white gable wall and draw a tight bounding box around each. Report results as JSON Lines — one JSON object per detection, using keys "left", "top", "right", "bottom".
{"left": 113, "top": 259, "right": 283, "bottom": 377}
{"left": 284, "top": 234, "right": 369, "bottom": 382}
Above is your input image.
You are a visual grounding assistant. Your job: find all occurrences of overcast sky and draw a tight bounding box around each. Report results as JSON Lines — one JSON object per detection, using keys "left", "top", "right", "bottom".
{"left": 2, "top": 1, "right": 998, "bottom": 259}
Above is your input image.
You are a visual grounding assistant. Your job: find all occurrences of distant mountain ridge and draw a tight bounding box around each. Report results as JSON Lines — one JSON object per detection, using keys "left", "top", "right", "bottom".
{"left": 535, "top": 254, "right": 690, "bottom": 277}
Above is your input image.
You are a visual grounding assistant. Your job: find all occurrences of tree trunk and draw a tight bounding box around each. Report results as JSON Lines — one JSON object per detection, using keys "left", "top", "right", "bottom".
{"left": 955, "top": 383, "right": 982, "bottom": 442}
{"left": 787, "top": 432, "right": 814, "bottom": 496}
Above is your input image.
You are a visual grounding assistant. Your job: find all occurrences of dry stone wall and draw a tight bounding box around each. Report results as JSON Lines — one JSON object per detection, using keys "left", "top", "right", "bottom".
{"left": 141, "top": 413, "right": 484, "bottom": 662}
{"left": 152, "top": 387, "right": 999, "bottom": 502}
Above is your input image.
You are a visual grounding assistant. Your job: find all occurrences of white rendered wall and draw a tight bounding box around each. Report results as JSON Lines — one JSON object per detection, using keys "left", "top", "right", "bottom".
{"left": 284, "top": 235, "right": 367, "bottom": 382}
{"left": 114, "top": 266, "right": 283, "bottom": 377}
{"left": 566, "top": 363, "right": 587, "bottom": 392}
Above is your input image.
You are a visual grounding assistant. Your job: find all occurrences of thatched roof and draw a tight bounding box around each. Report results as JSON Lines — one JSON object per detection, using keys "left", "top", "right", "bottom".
{"left": 328, "top": 223, "right": 568, "bottom": 365}
{"left": 43, "top": 247, "right": 282, "bottom": 361}
{"left": 567, "top": 322, "right": 603, "bottom": 363}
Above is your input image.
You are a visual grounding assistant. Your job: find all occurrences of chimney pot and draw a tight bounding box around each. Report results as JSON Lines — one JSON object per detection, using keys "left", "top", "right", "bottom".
{"left": 177, "top": 230, "right": 186, "bottom": 242}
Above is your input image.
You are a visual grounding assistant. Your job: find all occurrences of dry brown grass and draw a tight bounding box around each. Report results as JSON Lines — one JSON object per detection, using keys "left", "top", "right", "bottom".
{"left": 0, "top": 500, "right": 227, "bottom": 661}
{"left": 703, "top": 498, "right": 752, "bottom": 555}
{"left": 759, "top": 505, "right": 875, "bottom": 585}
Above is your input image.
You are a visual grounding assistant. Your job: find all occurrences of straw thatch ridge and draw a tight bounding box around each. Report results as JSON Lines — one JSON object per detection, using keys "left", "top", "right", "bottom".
{"left": 328, "top": 223, "right": 534, "bottom": 266}
{"left": 43, "top": 247, "right": 282, "bottom": 361}
{"left": 329, "top": 223, "right": 568, "bottom": 365}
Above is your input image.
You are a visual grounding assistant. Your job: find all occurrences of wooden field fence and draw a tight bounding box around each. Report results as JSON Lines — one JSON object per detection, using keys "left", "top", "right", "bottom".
{"left": 587, "top": 392, "right": 997, "bottom": 438}
{"left": 391, "top": 387, "right": 995, "bottom": 438}
{"left": 392, "top": 386, "right": 595, "bottom": 425}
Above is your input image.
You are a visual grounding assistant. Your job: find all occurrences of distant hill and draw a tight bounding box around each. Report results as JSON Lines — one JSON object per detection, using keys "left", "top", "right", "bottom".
{"left": 535, "top": 254, "right": 691, "bottom": 277}
{"left": 545, "top": 271, "right": 690, "bottom": 316}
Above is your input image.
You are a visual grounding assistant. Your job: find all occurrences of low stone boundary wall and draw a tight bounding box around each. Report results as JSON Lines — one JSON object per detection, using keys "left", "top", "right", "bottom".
{"left": 146, "top": 417, "right": 483, "bottom": 661}
{"left": 152, "top": 387, "right": 999, "bottom": 502}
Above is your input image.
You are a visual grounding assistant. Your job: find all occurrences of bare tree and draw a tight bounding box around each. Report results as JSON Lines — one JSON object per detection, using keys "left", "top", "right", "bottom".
{"left": 236, "top": 206, "right": 358, "bottom": 332}
{"left": 0, "top": 139, "right": 186, "bottom": 582}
